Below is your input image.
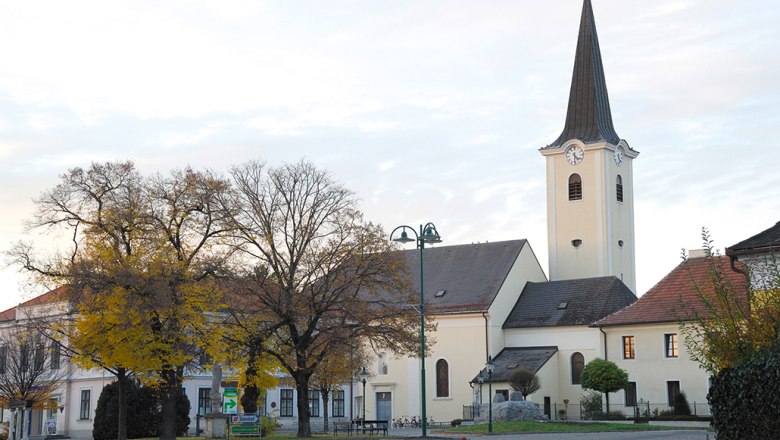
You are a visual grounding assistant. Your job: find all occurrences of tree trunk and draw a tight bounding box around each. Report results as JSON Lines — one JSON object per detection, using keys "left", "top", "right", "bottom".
{"left": 605, "top": 393, "right": 610, "bottom": 415}
{"left": 159, "top": 367, "right": 181, "bottom": 440}
{"left": 116, "top": 368, "right": 129, "bottom": 440}
{"left": 321, "top": 388, "right": 330, "bottom": 433}
{"left": 294, "top": 374, "right": 312, "bottom": 438}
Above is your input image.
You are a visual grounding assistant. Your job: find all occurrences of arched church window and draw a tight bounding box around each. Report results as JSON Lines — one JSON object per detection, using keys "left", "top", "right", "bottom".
{"left": 568, "top": 174, "right": 582, "bottom": 201}
{"left": 436, "top": 359, "right": 450, "bottom": 397}
{"left": 571, "top": 352, "right": 585, "bottom": 385}
{"left": 616, "top": 175, "right": 623, "bottom": 202}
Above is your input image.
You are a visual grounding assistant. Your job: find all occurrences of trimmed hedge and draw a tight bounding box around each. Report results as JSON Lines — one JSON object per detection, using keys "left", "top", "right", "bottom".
{"left": 708, "top": 347, "right": 780, "bottom": 440}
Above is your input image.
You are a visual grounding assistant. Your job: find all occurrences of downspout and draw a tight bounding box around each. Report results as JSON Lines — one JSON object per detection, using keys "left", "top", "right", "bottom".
{"left": 599, "top": 326, "right": 608, "bottom": 360}
{"left": 482, "top": 312, "right": 490, "bottom": 361}
{"left": 728, "top": 254, "right": 748, "bottom": 277}
{"left": 599, "top": 326, "right": 610, "bottom": 414}
{"left": 727, "top": 252, "right": 751, "bottom": 313}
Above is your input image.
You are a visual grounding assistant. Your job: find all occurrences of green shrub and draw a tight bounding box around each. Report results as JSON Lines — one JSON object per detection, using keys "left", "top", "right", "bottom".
{"left": 592, "top": 411, "right": 626, "bottom": 420}
{"left": 708, "top": 347, "right": 780, "bottom": 440}
{"left": 260, "top": 414, "right": 281, "bottom": 437}
{"left": 450, "top": 419, "right": 462, "bottom": 426}
{"left": 579, "top": 391, "right": 603, "bottom": 420}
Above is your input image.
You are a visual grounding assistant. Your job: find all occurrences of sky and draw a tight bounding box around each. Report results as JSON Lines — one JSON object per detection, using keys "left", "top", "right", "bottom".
{"left": 1, "top": 0, "right": 779, "bottom": 312}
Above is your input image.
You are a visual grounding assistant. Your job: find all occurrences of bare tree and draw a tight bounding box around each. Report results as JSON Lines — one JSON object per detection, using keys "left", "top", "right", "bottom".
{"left": 224, "top": 160, "right": 424, "bottom": 437}
{"left": 0, "top": 322, "right": 68, "bottom": 438}
{"left": 508, "top": 368, "right": 541, "bottom": 400}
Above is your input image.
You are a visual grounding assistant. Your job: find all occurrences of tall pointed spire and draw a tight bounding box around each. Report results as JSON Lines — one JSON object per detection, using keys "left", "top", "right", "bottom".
{"left": 548, "top": 0, "right": 619, "bottom": 148}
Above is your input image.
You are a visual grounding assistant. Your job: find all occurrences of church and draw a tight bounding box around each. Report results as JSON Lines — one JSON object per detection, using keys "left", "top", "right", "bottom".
{"left": 355, "top": 0, "right": 642, "bottom": 423}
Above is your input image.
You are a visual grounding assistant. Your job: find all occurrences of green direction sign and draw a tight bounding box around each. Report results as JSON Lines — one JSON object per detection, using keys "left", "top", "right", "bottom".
{"left": 223, "top": 387, "right": 238, "bottom": 415}
{"left": 230, "top": 425, "right": 259, "bottom": 435}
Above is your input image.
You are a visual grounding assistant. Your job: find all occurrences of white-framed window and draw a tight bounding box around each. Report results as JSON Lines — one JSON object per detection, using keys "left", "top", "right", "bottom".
{"left": 665, "top": 333, "right": 678, "bottom": 358}
{"left": 79, "top": 389, "right": 91, "bottom": 420}
{"left": 308, "top": 389, "right": 320, "bottom": 417}
{"left": 332, "top": 389, "right": 345, "bottom": 418}
{"left": 622, "top": 335, "right": 635, "bottom": 359}
{"left": 50, "top": 340, "right": 60, "bottom": 370}
{"left": 280, "top": 389, "right": 294, "bottom": 417}
{"left": 197, "top": 387, "right": 211, "bottom": 415}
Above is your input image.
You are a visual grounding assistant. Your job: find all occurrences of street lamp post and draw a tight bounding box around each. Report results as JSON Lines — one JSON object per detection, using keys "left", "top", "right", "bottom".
{"left": 486, "top": 356, "right": 495, "bottom": 433}
{"left": 360, "top": 367, "right": 368, "bottom": 422}
{"left": 477, "top": 371, "right": 484, "bottom": 415}
{"left": 390, "top": 222, "right": 442, "bottom": 438}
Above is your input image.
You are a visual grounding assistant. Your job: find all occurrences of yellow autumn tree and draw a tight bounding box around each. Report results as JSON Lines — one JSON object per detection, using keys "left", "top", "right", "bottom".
{"left": 9, "top": 161, "right": 239, "bottom": 440}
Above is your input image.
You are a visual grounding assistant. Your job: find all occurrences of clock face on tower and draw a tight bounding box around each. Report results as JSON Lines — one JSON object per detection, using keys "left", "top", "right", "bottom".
{"left": 614, "top": 146, "right": 624, "bottom": 166}
{"left": 565, "top": 145, "right": 584, "bottom": 165}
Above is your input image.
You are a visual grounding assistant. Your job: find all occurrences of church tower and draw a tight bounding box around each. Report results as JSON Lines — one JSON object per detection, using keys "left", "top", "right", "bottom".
{"left": 539, "top": 0, "right": 639, "bottom": 292}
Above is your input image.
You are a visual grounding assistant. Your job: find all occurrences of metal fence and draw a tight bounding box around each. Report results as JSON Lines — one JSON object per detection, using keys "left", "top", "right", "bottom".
{"left": 464, "top": 400, "right": 712, "bottom": 422}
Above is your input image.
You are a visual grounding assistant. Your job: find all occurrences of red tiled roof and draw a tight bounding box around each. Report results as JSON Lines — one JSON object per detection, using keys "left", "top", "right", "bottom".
{"left": 594, "top": 256, "right": 749, "bottom": 326}
{"left": 0, "top": 286, "right": 68, "bottom": 323}
{"left": 0, "top": 307, "right": 15, "bottom": 322}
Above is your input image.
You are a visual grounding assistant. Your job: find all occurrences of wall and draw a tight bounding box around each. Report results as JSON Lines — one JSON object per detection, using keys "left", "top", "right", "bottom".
{"left": 603, "top": 323, "right": 710, "bottom": 415}
{"left": 503, "top": 326, "right": 600, "bottom": 406}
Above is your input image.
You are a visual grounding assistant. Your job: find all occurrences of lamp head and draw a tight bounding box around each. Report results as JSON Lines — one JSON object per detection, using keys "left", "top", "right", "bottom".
{"left": 477, "top": 371, "right": 484, "bottom": 384}
{"left": 486, "top": 355, "right": 495, "bottom": 374}
{"left": 421, "top": 223, "right": 442, "bottom": 244}
{"left": 391, "top": 227, "right": 416, "bottom": 244}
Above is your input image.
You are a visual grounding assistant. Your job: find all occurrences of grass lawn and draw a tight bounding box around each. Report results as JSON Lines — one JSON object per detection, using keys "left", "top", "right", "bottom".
{"left": 139, "top": 420, "right": 705, "bottom": 440}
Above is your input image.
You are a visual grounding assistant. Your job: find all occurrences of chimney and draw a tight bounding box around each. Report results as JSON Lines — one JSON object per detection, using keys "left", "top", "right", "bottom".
{"left": 688, "top": 249, "right": 709, "bottom": 259}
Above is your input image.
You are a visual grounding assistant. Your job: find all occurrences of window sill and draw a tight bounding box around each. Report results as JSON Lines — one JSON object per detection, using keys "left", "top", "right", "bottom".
{"left": 433, "top": 397, "right": 452, "bottom": 401}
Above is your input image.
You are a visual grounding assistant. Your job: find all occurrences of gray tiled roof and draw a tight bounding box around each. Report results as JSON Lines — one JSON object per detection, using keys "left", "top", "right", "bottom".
{"left": 546, "top": 0, "right": 620, "bottom": 149}
{"left": 471, "top": 347, "right": 558, "bottom": 383}
{"left": 726, "top": 220, "right": 780, "bottom": 256}
{"left": 503, "top": 276, "right": 636, "bottom": 328}
{"left": 397, "top": 240, "right": 529, "bottom": 314}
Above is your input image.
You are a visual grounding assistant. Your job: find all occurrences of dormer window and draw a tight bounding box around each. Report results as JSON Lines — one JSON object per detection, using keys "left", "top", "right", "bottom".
{"left": 616, "top": 175, "right": 623, "bottom": 202}
{"left": 568, "top": 174, "right": 582, "bottom": 201}
{"left": 434, "top": 290, "right": 447, "bottom": 298}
